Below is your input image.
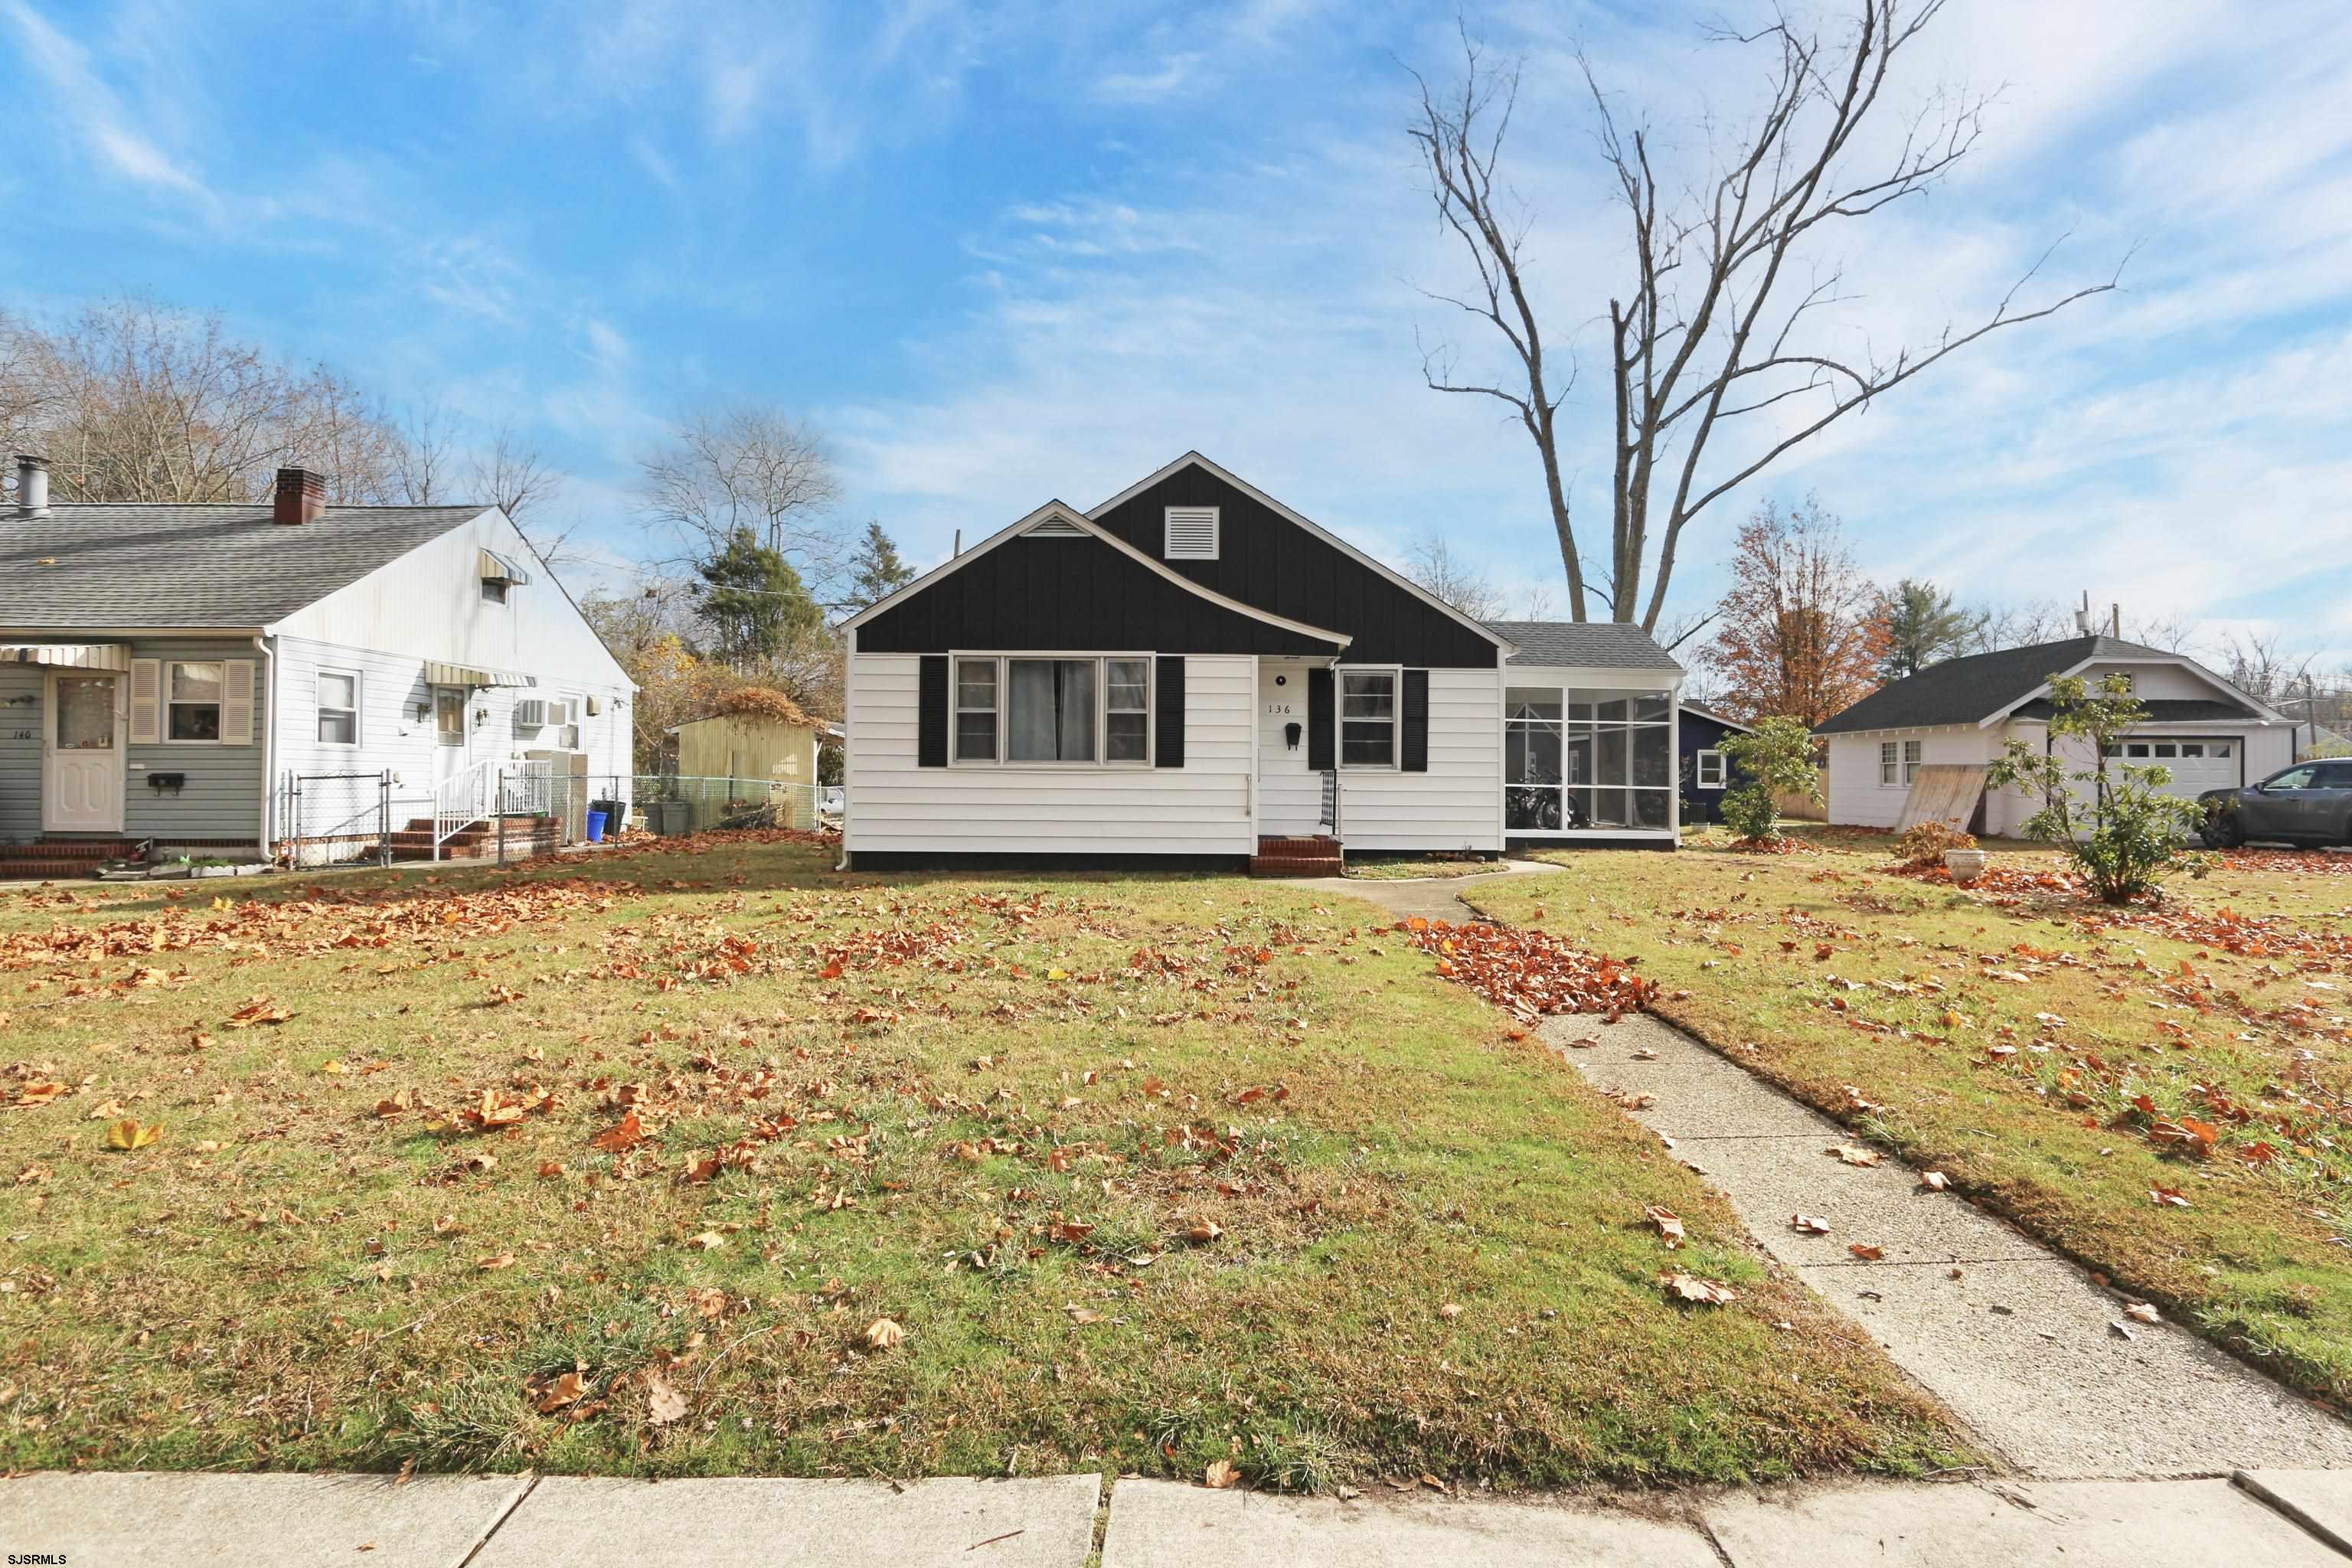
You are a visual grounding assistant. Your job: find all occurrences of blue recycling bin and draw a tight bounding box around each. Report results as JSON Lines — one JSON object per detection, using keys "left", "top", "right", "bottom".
{"left": 585, "top": 809, "right": 608, "bottom": 844}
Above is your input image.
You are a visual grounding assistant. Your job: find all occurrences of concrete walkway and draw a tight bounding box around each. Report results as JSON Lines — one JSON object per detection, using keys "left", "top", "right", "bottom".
{"left": 6, "top": 1468, "right": 2351, "bottom": 1566}
{"left": 1323, "top": 861, "right": 2352, "bottom": 1478}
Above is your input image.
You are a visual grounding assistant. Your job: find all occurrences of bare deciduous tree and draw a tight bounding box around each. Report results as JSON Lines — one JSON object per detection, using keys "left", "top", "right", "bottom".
{"left": 1405, "top": 533, "right": 1511, "bottom": 621}
{"left": 1411, "top": 2, "right": 2122, "bottom": 630}
{"left": 636, "top": 407, "right": 844, "bottom": 587}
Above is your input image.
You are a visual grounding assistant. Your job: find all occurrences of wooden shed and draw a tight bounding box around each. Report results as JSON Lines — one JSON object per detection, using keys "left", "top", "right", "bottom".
{"left": 669, "top": 689, "right": 831, "bottom": 821}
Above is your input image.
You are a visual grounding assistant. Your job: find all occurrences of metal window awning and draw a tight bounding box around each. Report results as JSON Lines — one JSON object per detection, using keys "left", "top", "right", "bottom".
{"left": 479, "top": 549, "right": 531, "bottom": 586}
{"left": 0, "top": 642, "right": 130, "bottom": 671}
{"left": 424, "top": 660, "right": 537, "bottom": 689}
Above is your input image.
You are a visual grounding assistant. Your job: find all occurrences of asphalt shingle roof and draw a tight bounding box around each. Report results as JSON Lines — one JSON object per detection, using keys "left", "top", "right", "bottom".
{"left": 0, "top": 503, "right": 488, "bottom": 629}
{"left": 1485, "top": 619, "right": 1684, "bottom": 673}
{"left": 1815, "top": 635, "right": 2231, "bottom": 734}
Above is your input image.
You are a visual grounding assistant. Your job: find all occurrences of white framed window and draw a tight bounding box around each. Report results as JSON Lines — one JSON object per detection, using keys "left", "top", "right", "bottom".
{"left": 954, "top": 658, "right": 998, "bottom": 761}
{"left": 481, "top": 578, "right": 510, "bottom": 606}
{"left": 1341, "top": 669, "right": 1397, "bottom": 768}
{"left": 167, "top": 661, "right": 224, "bottom": 742}
{"left": 317, "top": 669, "right": 359, "bottom": 746}
{"left": 2152, "top": 742, "right": 2177, "bottom": 758}
{"left": 2126, "top": 742, "right": 2151, "bottom": 758}
{"left": 1163, "top": 506, "right": 1220, "bottom": 560}
{"left": 1696, "top": 749, "right": 1726, "bottom": 788}
{"left": 1879, "top": 740, "right": 1899, "bottom": 786}
{"left": 434, "top": 686, "right": 467, "bottom": 747}
{"left": 2177, "top": 743, "right": 2205, "bottom": 758}
{"left": 951, "top": 654, "right": 1152, "bottom": 767}
{"left": 1903, "top": 739, "right": 1922, "bottom": 784}
{"left": 2213, "top": 742, "right": 2233, "bottom": 758}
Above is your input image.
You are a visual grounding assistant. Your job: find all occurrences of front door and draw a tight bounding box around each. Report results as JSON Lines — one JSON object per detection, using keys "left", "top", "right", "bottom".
{"left": 45, "top": 673, "right": 124, "bottom": 833}
{"left": 433, "top": 687, "right": 470, "bottom": 784}
{"left": 1256, "top": 658, "right": 1322, "bottom": 836}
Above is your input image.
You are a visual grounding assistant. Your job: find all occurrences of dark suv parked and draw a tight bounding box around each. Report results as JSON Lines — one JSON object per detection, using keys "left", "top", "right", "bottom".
{"left": 2198, "top": 761, "right": 2352, "bottom": 848}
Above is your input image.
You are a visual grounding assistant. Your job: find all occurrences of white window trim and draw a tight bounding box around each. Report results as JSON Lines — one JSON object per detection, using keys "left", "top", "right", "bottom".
{"left": 163, "top": 658, "right": 225, "bottom": 746}
{"left": 1902, "top": 738, "right": 1922, "bottom": 786}
{"left": 481, "top": 578, "right": 511, "bottom": 606}
{"left": 946, "top": 651, "right": 1155, "bottom": 770}
{"left": 1338, "top": 665, "right": 1402, "bottom": 772}
{"left": 1163, "top": 505, "right": 1220, "bottom": 561}
{"left": 1879, "top": 740, "right": 1900, "bottom": 787}
{"left": 1695, "top": 749, "right": 1726, "bottom": 788}
{"left": 316, "top": 667, "right": 361, "bottom": 748}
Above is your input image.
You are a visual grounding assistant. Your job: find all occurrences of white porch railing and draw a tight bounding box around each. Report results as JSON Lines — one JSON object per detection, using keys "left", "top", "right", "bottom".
{"left": 431, "top": 756, "right": 498, "bottom": 861}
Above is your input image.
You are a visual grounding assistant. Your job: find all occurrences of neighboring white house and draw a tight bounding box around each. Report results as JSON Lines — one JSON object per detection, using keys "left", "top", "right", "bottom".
{"left": 1815, "top": 634, "right": 2294, "bottom": 835}
{"left": 0, "top": 459, "right": 633, "bottom": 868}
{"left": 838, "top": 452, "right": 1689, "bottom": 871}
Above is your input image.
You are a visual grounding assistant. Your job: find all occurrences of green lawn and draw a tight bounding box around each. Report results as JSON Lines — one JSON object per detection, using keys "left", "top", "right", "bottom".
{"left": 0, "top": 834, "right": 1966, "bottom": 1487}
{"left": 1469, "top": 826, "right": 2352, "bottom": 1404}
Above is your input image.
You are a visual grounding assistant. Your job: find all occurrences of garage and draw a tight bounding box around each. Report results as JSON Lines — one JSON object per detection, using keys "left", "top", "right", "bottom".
{"left": 2108, "top": 737, "right": 2243, "bottom": 799}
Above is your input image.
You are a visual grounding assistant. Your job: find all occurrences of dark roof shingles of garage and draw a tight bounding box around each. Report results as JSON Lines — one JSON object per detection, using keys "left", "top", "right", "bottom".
{"left": 1815, "top": 635, "right": 2223, "bottom": 734}
{"left": 1484, "top": 619, "right": 1683, "bottom": 672}
{"left": 0, "top": 503, "right": 486, "bottom": 629}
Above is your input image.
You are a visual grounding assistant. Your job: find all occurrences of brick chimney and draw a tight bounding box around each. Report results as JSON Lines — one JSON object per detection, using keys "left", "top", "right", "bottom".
{"left": 13, "top": 456, "right": 47, "bottom": 519}
{"left": 273, "top": 466, "right": 326, "bottom": 525}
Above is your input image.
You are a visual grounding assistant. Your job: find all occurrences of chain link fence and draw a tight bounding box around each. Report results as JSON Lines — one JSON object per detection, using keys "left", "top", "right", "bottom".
{"left": 612, "top": 775, "right": 825, "bottom": 837}
{"left": 278, "top": 770, "right": 394, "bottom": 868}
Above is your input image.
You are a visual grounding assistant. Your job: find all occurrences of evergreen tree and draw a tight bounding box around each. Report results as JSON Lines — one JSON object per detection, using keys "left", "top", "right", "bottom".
{"left": 697, "top": 528, "right": 822, "bottom": 667}
{"left": 846, "top": 520, "right": 916, "bottom": 609}
{"left": 1880, "top": 578, "right": 1981, "bottom": 681}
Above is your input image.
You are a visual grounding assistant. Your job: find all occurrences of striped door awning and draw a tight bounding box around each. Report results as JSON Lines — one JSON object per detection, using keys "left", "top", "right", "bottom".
{"left": 0, "top": 642, "right": 131, "bottom": 671}
{"left": 423, "top": 660, "right": 537, "bottom": 689}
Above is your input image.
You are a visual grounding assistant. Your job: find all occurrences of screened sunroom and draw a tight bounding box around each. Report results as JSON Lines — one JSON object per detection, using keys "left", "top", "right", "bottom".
{"left": 1485, "top": 622, "right": 1687, "bottom": 848}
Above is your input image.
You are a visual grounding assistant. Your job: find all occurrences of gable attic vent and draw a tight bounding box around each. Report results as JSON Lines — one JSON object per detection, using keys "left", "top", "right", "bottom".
{"left": 1024, "top": 516, "right": 1086, "bottom": 537}
{"left": 1164, "top": 505, "right": 1219, "bottom": 560}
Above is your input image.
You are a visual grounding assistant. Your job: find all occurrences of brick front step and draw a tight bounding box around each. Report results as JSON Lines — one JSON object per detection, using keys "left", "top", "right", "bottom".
{"left": 1248, "top": 856, "right": 1345, "bottom": 878}
{"left": 0, "top": 841, "right": 138, "bottom": 862}
{"left": 1256, "top": 835, "right": 1341, "bottom": 858}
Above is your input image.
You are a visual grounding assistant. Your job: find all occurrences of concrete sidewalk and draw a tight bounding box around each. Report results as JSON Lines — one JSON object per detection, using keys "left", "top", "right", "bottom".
{"left": 3, "top": 1468, "right": 2348, "bottom": 1566}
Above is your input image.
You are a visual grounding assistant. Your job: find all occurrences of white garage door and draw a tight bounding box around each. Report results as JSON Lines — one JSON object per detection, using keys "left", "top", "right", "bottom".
{"left": 2115, "top": 737, "right": 2241, "bottom": 798}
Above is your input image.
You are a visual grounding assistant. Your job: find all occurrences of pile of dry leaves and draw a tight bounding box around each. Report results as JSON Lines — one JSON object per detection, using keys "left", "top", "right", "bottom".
{"left": 1396, "top": 916, "right": 1657, "bottom": 1023}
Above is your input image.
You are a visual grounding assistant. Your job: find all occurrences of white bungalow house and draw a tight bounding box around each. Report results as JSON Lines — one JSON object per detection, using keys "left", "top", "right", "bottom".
{"left": 1815, "top": 634, "right": 2294, "bottom": 835}
{"left": 837, "top": 452, "right": 1687, "bottom": 871}
{"left": 0, "top": 458, "right": 632, "bottom": 874}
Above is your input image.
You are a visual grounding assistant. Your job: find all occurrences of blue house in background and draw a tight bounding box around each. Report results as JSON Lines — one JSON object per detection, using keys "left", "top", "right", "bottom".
{"left": 1678, "top": 701, "right": 1754, "bottom": 824}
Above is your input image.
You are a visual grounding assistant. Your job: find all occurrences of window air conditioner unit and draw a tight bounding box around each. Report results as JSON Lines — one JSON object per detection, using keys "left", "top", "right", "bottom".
{"left": 514, "top": 698, "right": 548, "bottom": 727}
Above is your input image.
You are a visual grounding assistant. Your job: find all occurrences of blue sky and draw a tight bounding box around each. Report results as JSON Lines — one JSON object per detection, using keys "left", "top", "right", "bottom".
{"left": 7, "top": 0, "right": 2350, "bottom": 659}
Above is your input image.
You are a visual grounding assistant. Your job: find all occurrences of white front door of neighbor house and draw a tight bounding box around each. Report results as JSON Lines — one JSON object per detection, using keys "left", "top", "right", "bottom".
{"left": 433, "top": 687, "right": 470, "bottom": 785}
{"left": 45, "top": 672, "right": 125, "bottom": 833}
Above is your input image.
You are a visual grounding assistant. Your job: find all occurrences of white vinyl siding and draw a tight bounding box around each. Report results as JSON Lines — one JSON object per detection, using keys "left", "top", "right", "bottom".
{"left": 1338, "top": 668, "right": 1502, "bottom": 853}
{"left": 845, "top": 652, "right": 1253, "bottom": 856}
{"left": 271, "top": 635, "right": 633, "bottom": 828}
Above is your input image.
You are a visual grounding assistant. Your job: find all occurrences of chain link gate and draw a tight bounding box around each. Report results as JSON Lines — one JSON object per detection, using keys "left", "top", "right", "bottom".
{"left": 279, "top": 769, "right": 394, "bottom": 868}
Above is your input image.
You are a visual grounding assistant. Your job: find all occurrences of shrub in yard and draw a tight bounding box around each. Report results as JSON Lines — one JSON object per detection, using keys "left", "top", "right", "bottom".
{"left": 1718, "top": 717, "right": 1824, "bottom": 843}
{"left": 1891, "top": 821, "right": 1976, "bottom": 868}
{"left": 1984, "top": 673, "right": 2202, "bottom": 904}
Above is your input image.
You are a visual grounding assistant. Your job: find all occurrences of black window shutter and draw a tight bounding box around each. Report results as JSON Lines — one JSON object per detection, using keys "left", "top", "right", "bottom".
{"left": 1401, "top": 669, "right": 1429, "bottom": 772}
{"left": 1307, "top": 667, "right": 1334, "bottom": 770}
{"left": 917, "top": 655, "right": 949, "bottom": 768}
{"left": 1155, "top": 655, "right": 1185, "bottom": 768}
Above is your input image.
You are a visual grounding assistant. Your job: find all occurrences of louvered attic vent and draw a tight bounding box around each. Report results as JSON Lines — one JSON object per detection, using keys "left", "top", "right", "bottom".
{"left": 1024, "top": 517, "right": 1086, "bottom": 537}
{"left": 1164, "top": 506, "right": 1220, "bottom": 560}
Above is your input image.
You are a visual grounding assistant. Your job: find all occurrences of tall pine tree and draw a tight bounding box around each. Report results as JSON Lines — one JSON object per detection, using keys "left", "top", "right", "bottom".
{"left": 697, "top": 528, "right": 822, "bottom": 668}
{"left": 846, "top": 521, "right": 916, "bottom": 609}
{"left": 1880, "top": 579, "right": 1981, "bottom": 681}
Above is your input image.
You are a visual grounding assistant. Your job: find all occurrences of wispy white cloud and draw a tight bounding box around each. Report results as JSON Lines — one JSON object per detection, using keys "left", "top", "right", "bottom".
{"left": 4, "top": 0, "right": 220, "bottom": 218}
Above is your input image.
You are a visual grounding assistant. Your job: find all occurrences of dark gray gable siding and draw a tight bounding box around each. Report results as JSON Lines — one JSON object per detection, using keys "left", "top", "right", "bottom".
{"left": 856, "top": 534, "right": 1338, "bottom": 656}
{"left": 1089, "top": 465, "right": 1498, "bottom": 668}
